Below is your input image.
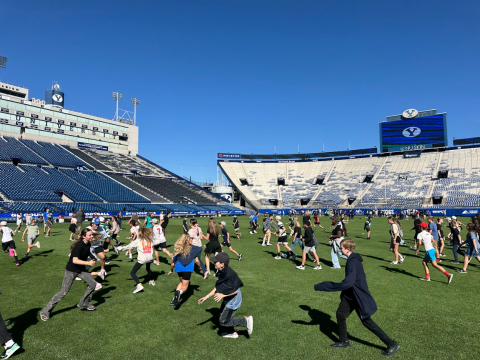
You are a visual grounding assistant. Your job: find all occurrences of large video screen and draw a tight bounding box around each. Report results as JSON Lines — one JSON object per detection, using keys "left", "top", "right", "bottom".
{"left": 380, "top": 114, "right": 447, "bottom": 153}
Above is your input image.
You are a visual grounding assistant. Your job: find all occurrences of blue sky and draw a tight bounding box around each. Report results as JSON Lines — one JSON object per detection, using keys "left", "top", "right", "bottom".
{"left": 1, "top": 1, "right": 479, "bottom": 183}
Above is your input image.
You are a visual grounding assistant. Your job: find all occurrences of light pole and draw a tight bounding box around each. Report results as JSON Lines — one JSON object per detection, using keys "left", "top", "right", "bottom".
{"left": 131, "top": 97, "right": 139, "bottom": 125}
{"left": 112, "top": 92, "right": 123, "bottom": 122}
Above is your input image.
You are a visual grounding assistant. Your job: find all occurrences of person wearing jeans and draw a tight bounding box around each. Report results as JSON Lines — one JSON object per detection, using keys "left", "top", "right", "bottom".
{"left": 40, "top": 229, "right": 97, "bottom": 321}
{"left": 198, "top": 252, "right": 253, "bottom": 338}
{"left": 314, "top": 239, "right": 400, "bottom": 357}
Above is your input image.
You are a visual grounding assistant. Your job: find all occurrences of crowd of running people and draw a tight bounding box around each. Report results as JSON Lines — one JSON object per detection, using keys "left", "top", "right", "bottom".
{"left": 2, "top": 208, "right": 480, "bottom": 358}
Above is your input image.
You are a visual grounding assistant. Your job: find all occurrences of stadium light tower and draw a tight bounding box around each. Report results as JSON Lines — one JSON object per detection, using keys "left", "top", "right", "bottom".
{"left": 112, "top": 92, "right": 123, "bottom": 122}
{"left": 131, "top": 97, "right": 139, "bottom": 125}
{"left": 0, "top": 56, "right": 7, "bottom": 68}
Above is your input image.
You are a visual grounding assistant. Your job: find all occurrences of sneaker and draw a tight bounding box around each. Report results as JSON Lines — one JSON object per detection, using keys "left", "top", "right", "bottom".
{"left": 282, "top": 253, "right": 287, "bottom": 259}
{"left": 114, "top": 247, "right": 119, "bottom": 255}
{"left": 249, "top": 231, "right": 253, "bottom": 235}
{"left": 291, "top": 254, "right": 297, "bottom": 261}
{"left": 125, "top": 251, "right": 129, "bottom": 257}
{"left": 331, "top": 266, "right": 341, "bottom": 269}
{"left": 75, "top": 277, "right": 82, "bottom": 280}
{"left": 15, "top": 263, "right": 20, "bottom": 267}
{"left": 105, "top": 261, "right": 111, "bottom": 265}
{"left": 399, "top": 256, "right": 405, "bottom": 264}
{"left": 274, "top": 256, "right": 282, "bottom": 260}
{"left": 254, "top": 231, "right": 257, "bottom": 233}
{"left": 390, "top": 261, "right": 398, "bottom": 265}
{"left": 437, "top": 259, "right": 442, "bottom": 263}
{"left": 221, "top": 332, "right": 239, "bottom": 338}
{"left": 45, "top": 235, "right": 49, "bottom": 237}
{"left": 238, "top": 254, "right": 242, "bottom": 261}
{"left": 381, "top": 341, "right": 400, "bottom": 357}
{"left": 170, "top": 290, "right": 180, "bottom": 306}
{"left": 24, "top": 254, "right": 29, "bottom": 259}
{"left": 85, "top": 305, "right": 96, "bottom": 311}
{"left": 261, "top": 243, "right": 266, "bottom": 246}
{"left": 95, "top": 282, "right": 103, "bottom": 291}
{"left": 36, "top": 241, "right": 40, "bottom": 248}
{"left": 457, "top": 269, "right": 467, "bottom": 273}
{"left": 409, "top": 246, "right": 417, "bottom": 250}
{"left": 296, "top": 265, "right": 305, "bottom": 270}
{"left": 419, "top": 277, "right": 431, "bottom": 281}
{"left": 440, "top": 253, "right": 446, "bottom": 257}
{"left": 314, "top": 265, "right": 322, "bottom": 270}
{"left": 451, "top": 261, "right": 460, "bottom": 264}
{"left": 245, "top": 316, "right": 253, "bottom": 335}
{"left": 98, "top": 271, "right": 105, "bottom": 280}
{"left": 40, "top": 313, "right": 49, "bottom": 321}
{"left": 330, "top": 341, "right": 350, "bottom": 349}
{"left": 133, "top": 284, "right": 144, "bottom": 293}
{"left": 128, "top": 258, "right": 133, "bottom": 262}
{"left": 204, "top": 271, "right": 210, "bottom": 279}
{"left": 448, "top": 274, "right": 453, "bottom": 284}
{"left": 149, "top": 280, "right": 156, "bottom": 286}
{"left": 153, "top": 260, "right": 160, "bottom": 265}
{"left": 266, "top": 243, "right": 272, "bottom": 246}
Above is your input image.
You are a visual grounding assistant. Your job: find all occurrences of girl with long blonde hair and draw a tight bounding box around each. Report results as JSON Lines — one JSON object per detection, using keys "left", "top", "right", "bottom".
{"left": 116, "top": 227, "right": 155, "bottom": 293}
{"left": 168, "top": 233, "right": 197, "bottom": 306}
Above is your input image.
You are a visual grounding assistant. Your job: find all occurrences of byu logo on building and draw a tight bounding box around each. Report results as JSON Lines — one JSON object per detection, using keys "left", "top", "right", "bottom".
{"left": 52, "top": 94, "right": 63, "bottom": 102}
{"left": 402, "top": 127, "right": 421, "bottom": 137}
{"left": 402, "top": 109, "right": 418, "bottom": 119}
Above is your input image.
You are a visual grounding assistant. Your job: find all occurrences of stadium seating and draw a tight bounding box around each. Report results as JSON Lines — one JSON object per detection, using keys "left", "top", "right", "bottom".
{"left": 0, "top": 137, "right": 48, "bottom": 165}
{"left": 106, "top": 173, "right": 169, "bottom": 203}
{"left": 59, "top": 169, "right": 150, "bottom": 203}
{"left": 65, "top": 147, "right": 112, "bottom": 171}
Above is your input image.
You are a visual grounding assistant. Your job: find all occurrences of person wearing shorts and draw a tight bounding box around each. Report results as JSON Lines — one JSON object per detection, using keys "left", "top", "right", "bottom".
{"left": 14, "top": 213, "right": 22, "bottom": 233}
{"left": 45, "top": 212, "right": 54, "bottom": 237}
{"left": 232, "top": 216, "right": 241, "bottom": 239}
{"left": 416, "top": 222, "right": 452, "bottom": 283}
{"left": 295, "top": 222, "right": 322, "bottom": 270}
{"left": 21, "top": 219, "right": 40, "bottom": 258}
{"left": 457, "top": 223, "right": 480, "bottom": 274}
{"left": 69, "top": 215, "right": 78, "bottom": 241}
{"left": 1, "top": 222, "right": 20, "bottom": 266}
{"left": 219, "top": 222, "right": 241, "bottom": 261}
{"left": 86, "top": 219, "right": 113, "bottom": 281}
{"left": 273, "top": 216, "right": 294, "bottom": 260}
{"left": 152, "top": 218, "right": 173, "bottom": 265}
{"left": 169, "top": 234, "right": 197, "bottom": 306}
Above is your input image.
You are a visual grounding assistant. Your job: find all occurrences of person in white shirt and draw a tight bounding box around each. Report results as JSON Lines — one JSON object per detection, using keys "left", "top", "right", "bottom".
{"left": 152, "top": 218, "right": 173, "bottom": 265}
{"left": 126, "top": 220, "right": 140, "bottom": 262}
{"left": 416, "top": 222, "right": 453, "bottom": 283}
{"left": 25, "top": 213, "right": 33, "bottom": 226}
{"left": 1, "top": 221, "right": 20, "bottom": 266}
{"left": 14, "top": 213, "right": 23, "bottom": 233}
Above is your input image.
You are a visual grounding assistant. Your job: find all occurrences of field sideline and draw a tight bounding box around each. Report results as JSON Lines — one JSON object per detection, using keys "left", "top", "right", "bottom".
{"left": 0, "top": 215, "right": 477, "bottom": 360}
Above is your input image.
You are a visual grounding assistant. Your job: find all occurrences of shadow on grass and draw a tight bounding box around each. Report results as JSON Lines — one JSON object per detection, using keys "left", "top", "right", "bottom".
{"left": 292, "top": 305, "right": 384, "bottom": 350}
{"left": 174, "top": 285, "right": 201, "bottom": 310}
{"left": 380, "top": 265, "right": 419, "bottom": 279}
{"left": 362, "top": 254, "right": 391, "bottom": 263}
{"left": 197, "top": 307, "right": 249, "bottom": 338}
{"left": 6, "top": 308, "right": 41, "bottom": 349}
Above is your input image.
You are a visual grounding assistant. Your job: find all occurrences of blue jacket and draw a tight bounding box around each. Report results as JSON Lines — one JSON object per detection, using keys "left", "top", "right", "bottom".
{"left": 314, "top": 253, "right": 377, "bottom": 319}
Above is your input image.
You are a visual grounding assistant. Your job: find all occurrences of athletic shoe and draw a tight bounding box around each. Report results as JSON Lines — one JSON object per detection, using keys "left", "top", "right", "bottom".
{"left": 238, "top": 254, "right": 242, "bottom": 261}
{"left": 249, "top": 231, "right": 253, "bottom": 235}
{"left": 204, "top": 271, "right": 210, "bottom": 279}
{"left": 36, "top": 241, "right": 40, "bottom": 248}
{"left": 448, "top": 274, "right": 453, "bottom": 284}
{"left": 98, "top": 271, "right": 105, "bottom": 280}
{"left": 105, "top": 261, "right": 111, "bottom": 265}
{"left": 330, "top": 341, "right": 350, "bottom": 349}
{"left": 221, "top": 332, "right": 239, "bottom": 338}
{"left": 296, "top": 265, "right": 305, "bottom": 270}
{"left": 128, "top": 257, "right": 133, "bottom": 262}
{"left": 331, "top": 266, "right": 341, "bottom": 269}
{"left": 291, "top": 254, "right": 297, "bottom": 261}
{"left": 153, "top": 260, "right": 160, "bottom": 265}
{"left": 457, "top": 269, "right": 467, "bottom": 273}
{"left": 381, "top": 341, "right": 400, "bottom": 357}
{"left": 451, "top": 261, "right": 460, "bottom": 264}
{"left": 261, "top": 243, "right": 266, "bottom": 246}
{"left": 437, "top": 259, "right": 442, "bottom": 263}
{"left": 390, "top": 261, "right": 398, "bottom": 265}
{"left": 75, "top": 277, "right": 82, "bottom": 280}
{"left": 440, "top": 253, "right": 446, "bottom": 257}
{"left": 24, "top": 254, "right": 29, "bottom": 259}
{"left": 399, "top": 256, "right": 405, "bottom": 264}
{"left": 1, "top": 343, "right": 20, "bottom": 358}
{"left": 253, "top": 231, "right": 257, "bottom": 233}
{"left": 274, "top": 256, "right": 282, "bottom": 260}
{"left": 409, "top": 246, "right": 417, "bottom": 250}
{"left": 419, "top": 277, "right": 431, "bottom": 281}
{"left": 113, "top": 247, "right": 119, "bottom": 255}
{"left": 133, "top": 284, "right": 144, "bottom": 293}
{"left": 125, "top": 251, "right": 129, "bottom": 257}
{"left": 314, "top": 265, "right": 322, "bottom": 270}
{"left": 245, "top": 316, "right": 253, "bottom": 335}
{"left": 170, "top": 290, "right": 180, "bottom": 306}
{"left": 95, "top": 282, "right": 103, "bottom": 291}
{"left": 45, "top": 235, "right": 49, "bottom": 237}
{"left": 282, "top": 253, "right": 287, "bottom": 259}
{"left": 266, "top": 243, "right": 272, "bottom": 246}
{"left": 40, "top": 313, "right": 49, "bottom": 321}
{"left": 85, "top": 305, "right": 96, "bottom": 311}
{"left": 149, "top": 280, "right": 155, "bottom": 286}
{"left": 15, "top": 263, "right": 20, "bottom": 266}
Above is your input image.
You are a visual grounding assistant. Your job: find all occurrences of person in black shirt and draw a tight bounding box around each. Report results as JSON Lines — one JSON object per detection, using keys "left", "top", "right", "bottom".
{"left": 232, "top": 216, "right": 241, "bottom": 239}
{"left": 295, "top": 223, "right": 322, "bottom": 270}
{"left": 40, "top": 229, "right": 98, "bottom": 320}
{"left": 303, "top": 211, "right": 312, "bottom": 227}
{"left": 161, "top": 212, "right": 171, "bottom": 236}
{"left": 314, "top": 239, "right": 399, "bottom": 357}
{"left": 436, "top": 218, "right": 446, "bottom": 257}
{"left": 182, "top": 215, "right": 189, "bottom": 234}
{"left": 450, "top": 220, "right": 462, "bottom": 263}
{"left": 410, "top": 215, "right": 422, "bottom": 250}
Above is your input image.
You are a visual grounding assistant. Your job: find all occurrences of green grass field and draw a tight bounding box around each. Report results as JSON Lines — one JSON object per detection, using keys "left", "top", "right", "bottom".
{"left": 0, "top": 215, "right": 477, "bottom": 360}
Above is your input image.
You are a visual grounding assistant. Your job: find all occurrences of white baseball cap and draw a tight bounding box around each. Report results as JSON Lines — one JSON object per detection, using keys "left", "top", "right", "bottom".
{"left": 151, "top": 218, "right": 158, "bottom": 223}
{"left": 0, "top": 221, "right": 6, "bottom": 226}
{"left": 452, "top": 216, "right": 457, "bottom": 219}
{"left": 99, "top": 217, "right": 105, "bottom": 223}
{"left": 276, "top": 215, "right": 281, "bottom": 220}
{"left": 220, "top": 221, "right": 226, "bottom": 226}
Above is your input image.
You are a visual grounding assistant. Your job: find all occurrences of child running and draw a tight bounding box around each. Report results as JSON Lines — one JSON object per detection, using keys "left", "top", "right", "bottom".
{"left": 232, "top": 216, "right": 242, "bottom": 239}
{"left": 457, "top": 223, "right": 480, "bottom": 274}
{"left": 116, "top": 227, "right": 155, "bottom": 293}
{"left": 261, "top": 214, "right": 274, "bottom": 246}
{"left": 1, "top": 222, "right": 20, "bottom": 266}
{"left": 388, "top": 217, "right": 405, "bottom": 265}
{"left": 203, "top": 218, "right": 223, "bottom": 277}
{"left": 273, "top": 216, "right": 294, "bottom": 260}
{"left": 219, "top": 222, "right": 242, "bottom": 261}
{"left": 152, "top": 218, "right": 173, "bottom": 265}
{"left": 364, "top": 217, "right": 371, "bottom": 239}
{"left": 126, "top": 219, "right": 140, "bottom": 262}
{"left": 169, "top": 234, "right": 197, "bottom": 306}
{"left": 416, "top": 222, "right": 453, "bottom": 283}
{"left": 198, "top": 252, "right": 253, "bottom": 338}
{"left": 21, "top": 219, "right": 40, "bottom": 258}
{"left": 188, "top": 219, "right": 209, "bottom": 279}
{"left": 295, "top": 222, "right": 322, "bottom": 270}
{"left": 69, "top": 215, "right": 77, "bottom": 241}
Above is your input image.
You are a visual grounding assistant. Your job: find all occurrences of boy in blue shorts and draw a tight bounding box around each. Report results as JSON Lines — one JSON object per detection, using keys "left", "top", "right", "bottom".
{"left": 416, "top": 222, "right": 453, "bottom": 283}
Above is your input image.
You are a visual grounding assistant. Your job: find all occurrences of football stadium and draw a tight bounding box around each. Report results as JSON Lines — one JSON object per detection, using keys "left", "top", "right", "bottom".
{"left": 1, "top": 2, "right": 479, "bottom": 360}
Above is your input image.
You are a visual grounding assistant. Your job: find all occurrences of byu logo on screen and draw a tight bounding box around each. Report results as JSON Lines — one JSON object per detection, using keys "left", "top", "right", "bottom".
{"left": 52, "top": 94, "right": 63, "bottom": 102}
{"left": 402, "top": 109, "right": 418, "bottom": 119}
{"left": 402, "top": 127, "right": 421, "bottom": 138}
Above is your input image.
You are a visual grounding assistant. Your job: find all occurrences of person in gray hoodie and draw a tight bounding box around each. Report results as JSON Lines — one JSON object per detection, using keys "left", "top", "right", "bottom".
{"left": 116, "top": 227, "right": 155, "bottom": 294}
